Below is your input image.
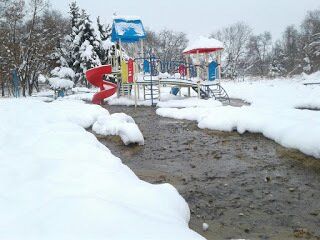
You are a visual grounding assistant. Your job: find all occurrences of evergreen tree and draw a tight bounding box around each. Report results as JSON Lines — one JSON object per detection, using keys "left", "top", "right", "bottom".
{"left": 73, "top": 9, "right": 101, "bottom": 85}
{"left": 97, "top": 16, "right": 110, "bottom": 41}
{"left": 96, "top": 16, "right": 111, "bottom": 65}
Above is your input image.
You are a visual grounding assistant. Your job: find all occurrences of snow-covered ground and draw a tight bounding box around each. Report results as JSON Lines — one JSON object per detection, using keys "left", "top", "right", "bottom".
{"left": 93, "top": 112, "right": 144, "bottom": 145}
{"left": 157, "top": 72, "right": 320, "bottom": 159}
{"left": 0, "top": 98, "right": 203, "bottom": 240}
{"left": 222, "top": 71, "right": 320, "bottom": 109}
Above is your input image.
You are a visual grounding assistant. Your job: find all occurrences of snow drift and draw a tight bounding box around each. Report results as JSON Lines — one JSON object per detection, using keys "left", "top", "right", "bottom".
{"left": 157, "top": 105, "right": 320, "bottom": 159}
{"left": 0, "top": 99, "right": 203, "bottom": 240}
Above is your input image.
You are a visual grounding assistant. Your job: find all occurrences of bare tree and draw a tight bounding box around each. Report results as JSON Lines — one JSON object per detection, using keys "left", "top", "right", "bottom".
{"left": 246, "top": 32, "right": 272, "bottom": 77}
{"left": 211, "top": 22, "right": 252, "bottom": 78}
{"left": 301, "top": 9, "right": 320, "bottom": 72}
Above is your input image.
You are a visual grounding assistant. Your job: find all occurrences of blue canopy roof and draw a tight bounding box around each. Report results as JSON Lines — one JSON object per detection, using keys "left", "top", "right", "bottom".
{"left": 111, "top": 17, "right": 146, "bottom": 43}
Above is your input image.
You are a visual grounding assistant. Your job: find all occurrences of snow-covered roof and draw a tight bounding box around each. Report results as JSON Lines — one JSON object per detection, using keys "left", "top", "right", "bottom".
{"left": 183, "top": 36, "right": 224, "bottom": 54}
{"left": 111, "top": 16, "right": 146, "bottom": 43}
{"left": 112, "top": 15, "right": 141, "bottom": 21}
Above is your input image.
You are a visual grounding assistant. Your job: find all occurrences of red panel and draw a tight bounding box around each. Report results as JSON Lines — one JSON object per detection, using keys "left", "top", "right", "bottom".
{"left": 183, "top": 47, "right": 223, "bottom": 55}
{"left": 128, "top": 58, "right": 134, "bottom": 83}
{"left": 179, "top": 64, "right": 187, "bottom": 77}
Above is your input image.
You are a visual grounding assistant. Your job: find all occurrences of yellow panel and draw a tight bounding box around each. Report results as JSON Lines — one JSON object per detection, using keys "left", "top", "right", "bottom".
{"left": 121, "top": 60, "right": 128, "bottom": 83}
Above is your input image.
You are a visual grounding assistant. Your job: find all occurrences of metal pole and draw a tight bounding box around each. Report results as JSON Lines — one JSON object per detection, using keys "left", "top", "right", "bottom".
{"left": 150, "top": 51, "right": 154, "bottom": 106}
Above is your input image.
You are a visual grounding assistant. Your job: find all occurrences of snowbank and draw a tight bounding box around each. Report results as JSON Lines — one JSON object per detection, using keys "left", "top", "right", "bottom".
{"left": 0, "top": 99, "right": 203, "bottom": 240}
{"left": 65, "top": 92, "right": 95, "bottom": 101}
{"left": 157, "top": 98, "right": 222, "bottom": 108}
{"left": 93, "top": 113, "right": 144, "bottom": 145}
{"left": 107, "top": 96, "right": 152, "bottom": 106}
{"left": 157, "top": 105, "right": 320, "bottom": 159}
{"left": 222, "top": 74, "right": 320, "bottom": 109}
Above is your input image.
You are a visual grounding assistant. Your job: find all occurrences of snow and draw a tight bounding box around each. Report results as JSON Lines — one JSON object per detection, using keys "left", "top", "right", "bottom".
{"left": 92, "top": 113, "right": 144, "bottom": 145}
{"left": 107, "top": 96, "right": 152, "bottom": 106}
{"left": 48, "top": 77, "right": 74, "bottom": 90}
{"left": 72, "top": 86, "right": 97, "bottom": 93}
{"left": 65, "top": 92, "right": 95, "bottom": 101}
{"left": 51, "top": 67, "right": 75, "bottom": 79}
{"left": 221, "top": 73, "right": 320, "bottom": 109}
{"left": 157, "top": 98, "right": 222, "bottom": 108}
{"left": 0, "top": 98, "right": 203, "bottom": 240}
{"left": 80, "top": 40, "right": 101, "bottom": 69}
{"left": 157, "top": 72, "right": 320, "bottom": 159}
{"left": 183, "top": 36, "right": 224, "bottom": 53}
{"left": 202, "top": 223, "right": 209, "bottom": 231}
{"left": 113, "top": 15, "right": 141, "bottom": 21}
{"left": 114, "top": 21, "right": 145, "bottom": 37}
{"left": 38, "top": 74, "right": 47, "bottom": 83}
{"left": 157, "top": 105, "right": 320, "bottom": 158}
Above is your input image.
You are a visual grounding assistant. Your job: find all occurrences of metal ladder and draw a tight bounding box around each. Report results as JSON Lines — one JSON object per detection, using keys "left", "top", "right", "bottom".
{"left": 205, "top": 84, "right": 230, "bottom": 104}
{"left": 119, "top": 83, "right": 132, "bottom": 97}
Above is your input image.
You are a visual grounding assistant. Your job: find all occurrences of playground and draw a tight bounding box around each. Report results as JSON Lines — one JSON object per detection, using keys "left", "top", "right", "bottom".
{"left": 85, "top": 16, "right": 230, "bottom": 107}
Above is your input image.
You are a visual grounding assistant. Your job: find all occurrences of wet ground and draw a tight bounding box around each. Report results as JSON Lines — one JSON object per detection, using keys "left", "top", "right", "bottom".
{"left": 96, "top": 104, "right": 320, "bottom": 240}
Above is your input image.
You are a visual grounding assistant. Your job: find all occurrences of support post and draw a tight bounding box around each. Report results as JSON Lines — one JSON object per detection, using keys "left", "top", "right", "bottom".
{"left": 119, "top": 39, "right": 125, "bottom": 97}
{"left": 140, "top": 39, "right": 144, "bottom": 59}
{"left": 205, "top": 53, "right": 209, "bottom": 80}
{"left": 134, "top": 81, "right": 137, "bottom": 108}
{"left": 185, "top": 55, "right": 190, "bottom": 79}
{"left": 197, "top": 81, "right": 200, "bottom": 99}
{"left": 218, "top": 51, "right": 222, "bottom": 84}
{"left": 158, "top": 78, "right": 161, "bottom": 101}
{"left": 196, "top": 50, "right": 200, "bottom": 79}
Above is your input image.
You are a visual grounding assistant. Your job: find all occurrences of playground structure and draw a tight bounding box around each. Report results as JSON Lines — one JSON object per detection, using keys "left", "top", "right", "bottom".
{"left": 86, "top": 65, "right": 117, "bottom": 104}
{"left": 86, "top": 16, "right": 230, "bottom": 106}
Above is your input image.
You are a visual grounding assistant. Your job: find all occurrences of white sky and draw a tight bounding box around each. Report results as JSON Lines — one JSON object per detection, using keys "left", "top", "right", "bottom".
{"left": 50, "top": 0, "right": 320, "bottom": 41}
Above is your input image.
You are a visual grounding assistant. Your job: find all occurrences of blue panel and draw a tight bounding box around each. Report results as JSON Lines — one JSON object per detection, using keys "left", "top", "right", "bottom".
{"left": 111, "top": 18, "right": 146, "bottom": 43}
{"left": 143, "top": 60, "right": 150, "bottom": 73}
{"left": 208, "top": 61, "right": 218, "bottom": 81}
{"left": 189, "top": 65, "right": 197, "bottom": 78}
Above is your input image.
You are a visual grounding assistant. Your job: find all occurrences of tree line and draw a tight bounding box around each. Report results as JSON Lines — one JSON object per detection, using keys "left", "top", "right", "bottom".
{"left": 0, "top": 0, "right": 111, "bottom": 96}
{"left": 211, "top": 9, "right": 320, "bottom": 79}
{"left": 0, "top": 1, "right": 319, "bottom": 97}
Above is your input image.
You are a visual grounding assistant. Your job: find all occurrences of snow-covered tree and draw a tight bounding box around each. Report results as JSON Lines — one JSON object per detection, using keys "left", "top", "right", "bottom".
{"left": 246, "top": 32, "right": 272, "bottom": 77}
{"left": 72, "top": 10, "right": 101, "bottom": 85}
{"left": 301, "top": 9, "right": 320, "bottom": 73}
{"left": 211, "top": 22, "right": 252, "bottom": 79}
{"left": 97, "top": 16, "right": 110, "bottom": 41}
{"left": 96, "top": 16, "right": 112, "bottom": 65}
{"left": 269, "top": 40, "right": 287, "bottom": 77}
{"left": 79, "top": 40, "right": 101, "bottom": 74}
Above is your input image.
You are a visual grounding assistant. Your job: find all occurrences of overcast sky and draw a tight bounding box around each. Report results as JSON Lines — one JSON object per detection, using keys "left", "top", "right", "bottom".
{"left": 50, "top": 0, "right": 320, "bottom": 41}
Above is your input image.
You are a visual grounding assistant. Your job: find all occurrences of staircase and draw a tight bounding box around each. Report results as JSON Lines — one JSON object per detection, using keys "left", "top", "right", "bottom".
{"left": 192, "top": 84, "right": 230, "bottom": 104}
{"left": 191, "top": 86, "right": 209, "bottom": 99}
{"left": 119, "top": 83, "right": 132, "bottom": 97}
{"left": 205, "top": 84, "right": 230, "bottom": 104}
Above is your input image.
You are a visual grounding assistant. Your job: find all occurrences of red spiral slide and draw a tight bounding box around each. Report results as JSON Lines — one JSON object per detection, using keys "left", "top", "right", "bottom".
{"left": 85, "top": 65, "right": 117, "bottom": 105}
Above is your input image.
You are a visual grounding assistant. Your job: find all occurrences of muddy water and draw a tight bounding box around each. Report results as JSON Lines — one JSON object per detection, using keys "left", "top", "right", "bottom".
{"left": 97, "top": 105, "right": 320, "bottom": 240}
